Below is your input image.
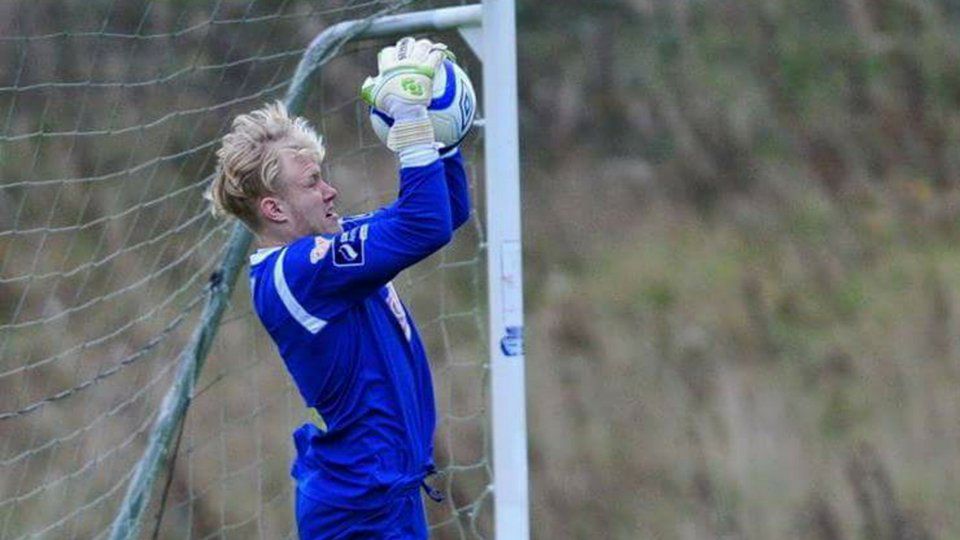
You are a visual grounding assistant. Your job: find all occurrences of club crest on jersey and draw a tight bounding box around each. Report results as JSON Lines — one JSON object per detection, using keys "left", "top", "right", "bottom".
{"left": 309, "top": 236, "right": 331, "bottom": 264}
{"left": 333, "top": 224, "right": 367, "bottom": 267}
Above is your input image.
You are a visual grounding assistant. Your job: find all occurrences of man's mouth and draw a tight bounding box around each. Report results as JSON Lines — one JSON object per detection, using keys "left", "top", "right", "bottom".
{"left": 325, "top": 209, "right": 338, "bottom": 219}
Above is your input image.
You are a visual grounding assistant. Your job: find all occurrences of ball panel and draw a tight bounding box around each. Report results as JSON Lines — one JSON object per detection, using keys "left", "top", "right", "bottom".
{"left": 428, "top": 61, "right": 457, "bottom": 111}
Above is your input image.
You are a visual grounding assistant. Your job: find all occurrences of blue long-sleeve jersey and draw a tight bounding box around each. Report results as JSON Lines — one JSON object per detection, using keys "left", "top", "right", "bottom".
{"left": 248, "top": 150, "right": 469, "bottom": 510}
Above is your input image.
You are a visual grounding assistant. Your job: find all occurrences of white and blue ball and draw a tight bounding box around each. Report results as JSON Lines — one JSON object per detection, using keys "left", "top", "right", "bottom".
{"left": 369, "top": 59, "right": 477, "bottom": 153}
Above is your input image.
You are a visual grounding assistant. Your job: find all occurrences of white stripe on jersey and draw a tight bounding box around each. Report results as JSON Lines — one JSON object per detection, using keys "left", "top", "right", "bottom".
{"left": 274, "top": 248, "right": 327, "bottom": 334}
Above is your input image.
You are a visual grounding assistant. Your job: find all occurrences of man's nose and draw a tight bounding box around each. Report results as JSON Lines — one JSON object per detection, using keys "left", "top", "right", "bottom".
{"left": 322, "top": 181, "right": 338, "bottom": 202}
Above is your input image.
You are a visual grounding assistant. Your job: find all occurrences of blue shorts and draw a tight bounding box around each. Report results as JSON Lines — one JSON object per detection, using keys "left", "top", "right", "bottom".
{"left": 294, "top": 488, "right": 428, "bottom": 539}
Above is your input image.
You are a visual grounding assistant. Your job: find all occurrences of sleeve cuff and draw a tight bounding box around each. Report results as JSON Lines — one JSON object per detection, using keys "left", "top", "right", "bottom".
{"left": 398, "top": 143, "right": 440, "bottom": 168}
{"left": 439, "top": 146, "right": 460, "bottom": 159}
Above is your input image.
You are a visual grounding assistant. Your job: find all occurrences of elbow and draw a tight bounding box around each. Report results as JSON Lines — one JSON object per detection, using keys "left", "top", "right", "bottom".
{"left": 451, "top": 209, "right": 469, "bottom": 231}
{"left": 429, "top": 219, "right": 453, "bottom": 250}
{"left": 427, "top": 210, "right": 454, "bottom": 250}
{"left": 404, "top": 212, "right": 452, "bottom": 253}
{"left": 417, "top": 227, "right": 451, "bottom": 256}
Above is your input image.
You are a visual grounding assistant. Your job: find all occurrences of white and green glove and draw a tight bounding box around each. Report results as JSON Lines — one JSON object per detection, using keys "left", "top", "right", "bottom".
{"left": 360, "top": 37, "right": 450, "bottom": 166}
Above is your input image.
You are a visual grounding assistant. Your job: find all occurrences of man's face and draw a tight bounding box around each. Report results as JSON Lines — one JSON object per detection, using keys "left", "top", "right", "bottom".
{"left": 274, "top": 149, "right": 341, "bottom": 237}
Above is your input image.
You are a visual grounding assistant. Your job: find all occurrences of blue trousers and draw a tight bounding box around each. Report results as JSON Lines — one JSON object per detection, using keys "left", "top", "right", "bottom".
{"left": 295, "top": 488, "right": 428, "bottom": 539}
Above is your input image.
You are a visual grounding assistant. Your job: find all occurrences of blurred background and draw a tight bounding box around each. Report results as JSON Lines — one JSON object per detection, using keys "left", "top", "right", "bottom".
{"left": 522, "top": 0, "right": 960, "bottom": 538}
{"left": 2, "top": 0, "right": 960, "bottom": 538}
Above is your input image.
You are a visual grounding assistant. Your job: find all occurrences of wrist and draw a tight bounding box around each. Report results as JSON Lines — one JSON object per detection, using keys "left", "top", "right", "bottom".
{"left": 387, "top": 116, "right": 436, "bottom": 153}
{"left": 398, "top": 143, "right": 440, "bottom": 168}
{"left": 385, "top": 100, "right": 428, "bottom": 122}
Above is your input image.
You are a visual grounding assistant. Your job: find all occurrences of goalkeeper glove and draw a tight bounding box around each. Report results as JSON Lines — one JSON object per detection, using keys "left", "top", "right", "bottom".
{"left": 361, "top": 37, "right": 450, "bottom": 162}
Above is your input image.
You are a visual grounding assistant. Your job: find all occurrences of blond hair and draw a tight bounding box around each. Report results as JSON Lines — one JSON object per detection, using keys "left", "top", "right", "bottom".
{"left": 209, "top": 101, "right": 325, "bottom": 229}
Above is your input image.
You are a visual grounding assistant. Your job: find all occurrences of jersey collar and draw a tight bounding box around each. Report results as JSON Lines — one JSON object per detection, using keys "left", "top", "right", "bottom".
{"left": 249, "top": 246, "right": 282, "bottom": 266}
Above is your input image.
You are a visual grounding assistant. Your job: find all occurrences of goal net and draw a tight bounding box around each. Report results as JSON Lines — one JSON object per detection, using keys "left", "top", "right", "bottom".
{"left": 0, "top": 1, "right": 492, "bottom": 538}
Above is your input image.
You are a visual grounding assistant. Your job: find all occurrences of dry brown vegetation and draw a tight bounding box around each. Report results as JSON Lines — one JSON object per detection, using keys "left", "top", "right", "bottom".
{"left": 521, "top": 0, "right": 960, "bottom": 537}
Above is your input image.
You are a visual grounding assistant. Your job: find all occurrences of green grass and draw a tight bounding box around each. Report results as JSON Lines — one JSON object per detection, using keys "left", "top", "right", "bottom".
{"left": 527, "top": 190, "right": 960, "bottom": 538}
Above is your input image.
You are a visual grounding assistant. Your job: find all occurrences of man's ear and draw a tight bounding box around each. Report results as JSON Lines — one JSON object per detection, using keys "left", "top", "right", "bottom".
{"left": 259, "top": 196, "right": 287, "bottom": 224}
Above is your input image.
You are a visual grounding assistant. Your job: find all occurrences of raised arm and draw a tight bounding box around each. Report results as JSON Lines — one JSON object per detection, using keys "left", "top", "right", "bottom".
{"left": 342, "top": 148, "right": 470, "bottom": 235}
{"left": 441, "top": 148, "right": 470, "bottom": 231}
{"left": 280, "top": 159, "right": 451, "bottom": 304}
{"left": 279, "top": 37, "right": 454, "bottom": 308}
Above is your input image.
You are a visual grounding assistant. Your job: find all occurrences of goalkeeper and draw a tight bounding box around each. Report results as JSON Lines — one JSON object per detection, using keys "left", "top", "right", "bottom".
{"left": 209, "top": 37, "right": 470, "bottom": 539}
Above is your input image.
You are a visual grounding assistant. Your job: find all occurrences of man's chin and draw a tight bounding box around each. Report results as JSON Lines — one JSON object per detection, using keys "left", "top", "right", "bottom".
{"left": 320, "top": 220, "right": 342, "bottom": 235}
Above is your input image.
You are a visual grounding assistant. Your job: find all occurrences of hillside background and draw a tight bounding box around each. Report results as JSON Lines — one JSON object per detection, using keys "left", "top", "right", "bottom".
{"left": 524, "top": 0, "right": 960, "bottom": 538}
{"left": 2, "top": 0, "right": 960, "bottom": 538}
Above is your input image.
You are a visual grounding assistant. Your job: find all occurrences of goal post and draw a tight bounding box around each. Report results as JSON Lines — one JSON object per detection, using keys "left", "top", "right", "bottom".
{"left": 480, "top": 1, "right": 530, "bottom": 538}
{"left": 106, "top": 3, "right": 529, "bottom": 538}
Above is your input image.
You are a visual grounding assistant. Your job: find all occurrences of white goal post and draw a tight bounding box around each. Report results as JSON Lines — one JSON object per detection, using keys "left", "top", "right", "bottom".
{"left": 108, "top": 2, "right": 529, "bottom": 538}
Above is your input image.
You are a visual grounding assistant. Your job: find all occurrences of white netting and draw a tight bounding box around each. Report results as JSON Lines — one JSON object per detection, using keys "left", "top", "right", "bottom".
{"left": 0, "top": 1, "right": 490, "bottom": 538}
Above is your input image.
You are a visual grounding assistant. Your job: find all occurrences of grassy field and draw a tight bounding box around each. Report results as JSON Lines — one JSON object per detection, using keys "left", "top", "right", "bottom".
{"left": 516, "top": 0, "right": 960, "bottom": 535}
{"left": 525, "top": 183, "right": 960, "bottom": 537}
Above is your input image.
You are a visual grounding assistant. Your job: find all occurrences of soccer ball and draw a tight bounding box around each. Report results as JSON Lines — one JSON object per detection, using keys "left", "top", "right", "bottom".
{"left": 369, "top": 59, "right": 477, "bottom": 153}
